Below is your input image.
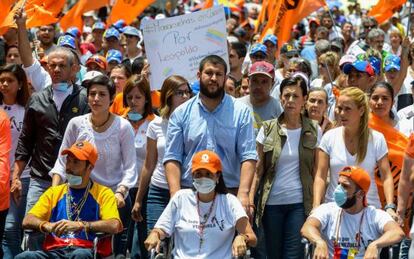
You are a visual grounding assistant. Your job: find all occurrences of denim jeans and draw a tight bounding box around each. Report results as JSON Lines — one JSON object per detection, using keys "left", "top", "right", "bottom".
{"left": 0, "top": 209, "right": 8, "bottom": 259}
{"left": 146, "top": 184, "right": 170, "bottom": 232}
{"left": 3, "top": 177, "right": 30, "bottom": 259}
{"left": 130, "top": 190, "right": 148, "bottom": 259}
{"left": 399, "top": 238, "right": 412, "bottom": 259}
{"left": 15, "top": 247, "right": 93, "bottom": 259}
{"left": 262, "top": 203, "right": 305, "bottom": 259}
{"left": 25, "top": 177, "right": 51, "bottom": 251}
{"left": 113, "top": 195, "right": 132, "bottom": 257}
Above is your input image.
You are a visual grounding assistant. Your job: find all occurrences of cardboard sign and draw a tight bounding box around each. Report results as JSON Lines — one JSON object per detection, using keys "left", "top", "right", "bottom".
{"left": 142, "top": 6, "right": 229, "bottom": 90}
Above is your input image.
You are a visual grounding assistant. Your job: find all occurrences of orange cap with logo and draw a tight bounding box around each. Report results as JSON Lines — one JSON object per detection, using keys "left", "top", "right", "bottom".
{"left": 62, "top": 141, "right": 98, "bottom": 166}
{"left": 191, "top": 150, "right": 222, "bottom": 174}
{"left": 339, "top": 166, "right": 371, "bottom": 194}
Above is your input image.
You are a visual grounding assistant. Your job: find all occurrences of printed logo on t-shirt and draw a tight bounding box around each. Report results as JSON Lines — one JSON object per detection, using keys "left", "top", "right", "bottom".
{"left": 9, "top": 115, "right": 23, "bottom": 132}
{"left": 182, "top": 215, "right": 225, "bottom": 232}
{"left": 331, "top": 235, "right": 373, "bottom": 259}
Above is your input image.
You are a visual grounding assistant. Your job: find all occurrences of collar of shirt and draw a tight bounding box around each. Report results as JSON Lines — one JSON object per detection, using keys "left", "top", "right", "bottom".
{"left": 196, "top": 93, "right": 228, "bottom": 114}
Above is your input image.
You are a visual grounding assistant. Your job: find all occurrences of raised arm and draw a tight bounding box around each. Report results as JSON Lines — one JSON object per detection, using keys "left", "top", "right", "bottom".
{"left": 14, "top": 8, "right": 34, "bottom": 67}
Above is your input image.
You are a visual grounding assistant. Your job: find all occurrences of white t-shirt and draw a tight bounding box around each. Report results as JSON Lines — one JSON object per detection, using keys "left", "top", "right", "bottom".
{"left": 394, "top": 118, "right": 414, "bottom": 137}
{"left": 0, "top": 104, "right": 30, "bottom": 178}
{"left": 310, "top": 202, "right": 393, "bottom": 259}
{"left": 134, "top": 117, "right": 156, "bottom": 179}
{"left": 155, "top": 189, "right": 247, "bottom": 259}
{"left": 146, "top": 116, "right": 169, "bottom": 190}
{"left": 256, "top": 125, "right": 322, "bottom": 205}
{"left": 50, "top": 114, "right": 137, "bottom": 191}
{"left": 319, "top": 127, "right": 388, "bottom": 208}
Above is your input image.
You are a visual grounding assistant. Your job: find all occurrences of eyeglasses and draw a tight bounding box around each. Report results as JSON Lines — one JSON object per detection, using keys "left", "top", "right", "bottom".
{"left": 174, "top": 89, "right": 192, "bottom": 97}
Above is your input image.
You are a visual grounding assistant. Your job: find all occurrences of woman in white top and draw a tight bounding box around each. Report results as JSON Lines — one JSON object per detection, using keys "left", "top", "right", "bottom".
{"left": 313, "top": 87, "right": 397, "bottom": 217}
{"left": 0, "top": 64, "right": 31, "bottom": 258}
{"left": 145, "top": 150, "right": 257, "bottom": 258}
{"left": 122, "top": 74, "right": 156, "bottom": 259}
{"left": 131, "top": 75, "right": 192, "bottom": 232}
{"left": 50, "top": 74, "right": 136, "bottom": 257}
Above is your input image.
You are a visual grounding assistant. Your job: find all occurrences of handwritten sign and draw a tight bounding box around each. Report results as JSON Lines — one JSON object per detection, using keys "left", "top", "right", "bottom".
{"left": 142, "top": 6, "right": 229, "bottom": 90}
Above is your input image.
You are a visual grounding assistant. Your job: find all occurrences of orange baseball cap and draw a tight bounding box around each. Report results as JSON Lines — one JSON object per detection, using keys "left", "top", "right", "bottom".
{"left": 339, "top": 166, "right": 371, "bottom": 194}
{"left": 86, "top": 55, "right": 107, "bottom": 71}
{"left": 191, "top": 150, "right": 222, "bottom": 174}
{"left": 62, "top": 141, "right": 98, "bottom": 166}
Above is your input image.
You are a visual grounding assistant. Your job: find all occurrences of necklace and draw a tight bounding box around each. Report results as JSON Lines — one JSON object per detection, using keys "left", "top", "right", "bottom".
{"left": 196, "top": 193, "right": 216, "bottom": 253}
{"left": 66, "top": 181, "right": 91, "bottom": 221}
{"left": 334, "top": 208, "right": 365, "bottom": 255}
{"left": 90, "top": 113, "right": 111, "bottom": 130}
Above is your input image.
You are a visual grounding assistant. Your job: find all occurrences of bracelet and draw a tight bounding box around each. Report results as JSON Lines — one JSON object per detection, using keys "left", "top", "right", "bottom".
{"left": 39, "top": 221, "right": 48, "bottom": 233}
{"left": 384, "top": 203, "right": 396, "bottom": 211}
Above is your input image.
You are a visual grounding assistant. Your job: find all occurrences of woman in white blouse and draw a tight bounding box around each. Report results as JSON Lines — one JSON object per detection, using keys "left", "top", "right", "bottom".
{"left": 50, "top": 74, "right": 137, "bottom": 257}
{"left": 145, "top": 150, "right": 257, "bottom": 258}
{"left": 131, "top": 75, "right": 192, "bottom": 237}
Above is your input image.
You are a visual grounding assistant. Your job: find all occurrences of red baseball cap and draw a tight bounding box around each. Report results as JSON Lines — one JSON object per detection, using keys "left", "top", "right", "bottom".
{"left": 249, "top": 61, "right": 274, "bottom": 79}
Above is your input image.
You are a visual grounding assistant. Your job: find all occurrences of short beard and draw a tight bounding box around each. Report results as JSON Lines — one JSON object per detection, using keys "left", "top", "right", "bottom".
{"left": 199, "top": 81, "right": 225, "bottom": 99}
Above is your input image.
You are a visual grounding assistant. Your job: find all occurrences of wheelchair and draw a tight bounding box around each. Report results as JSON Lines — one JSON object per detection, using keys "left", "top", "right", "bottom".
{"left": 22, "top": 229, "right": 114, "bottom": 259}
{"left": 302, "top": 237, "right": 396, "bottom": 259}
{"left": 149, "top": 236, "right": 253, "bottom": 259}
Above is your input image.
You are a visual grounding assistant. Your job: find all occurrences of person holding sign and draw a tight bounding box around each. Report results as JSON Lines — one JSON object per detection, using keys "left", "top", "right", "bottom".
{"left": 163, "top": 55, "right": 257, "bottom": 214}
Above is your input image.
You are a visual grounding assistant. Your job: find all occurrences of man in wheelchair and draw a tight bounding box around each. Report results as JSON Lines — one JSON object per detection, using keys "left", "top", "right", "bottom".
{"left": 16, "top": 141, "right": 122, "bottom": 259}
{"left": 301, "top": 166, "right": 404, "bottom": 259}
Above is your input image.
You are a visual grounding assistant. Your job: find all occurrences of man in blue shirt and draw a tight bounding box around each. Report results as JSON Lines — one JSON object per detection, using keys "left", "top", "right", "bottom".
{"left": 163, "top": 55, "right": 257, "bottom": 212}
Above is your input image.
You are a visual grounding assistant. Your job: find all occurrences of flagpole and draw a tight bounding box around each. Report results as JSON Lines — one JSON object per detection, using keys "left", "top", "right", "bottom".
{"left": 407, "top": 0, "right": 413, "bottom": 38}
{"left": 325, "top": 4, "right": 341, "bottom": 39}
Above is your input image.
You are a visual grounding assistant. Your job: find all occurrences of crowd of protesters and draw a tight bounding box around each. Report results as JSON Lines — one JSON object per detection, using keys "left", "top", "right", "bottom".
{"left": 1, "top": 0, "right": 414, "bottom": 258}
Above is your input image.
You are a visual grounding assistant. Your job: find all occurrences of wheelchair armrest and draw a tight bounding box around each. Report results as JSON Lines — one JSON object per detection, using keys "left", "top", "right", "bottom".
{"left": 23, "top": 229, "right": 35, "bottom": 234}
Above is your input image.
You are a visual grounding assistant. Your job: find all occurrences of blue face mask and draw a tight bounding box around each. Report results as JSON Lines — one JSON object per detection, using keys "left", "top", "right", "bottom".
{"left": 127, "top": 112, "right": 143, "bottom": 122}
{"left": 334, "top": 184, "right": 358, "bottom": 209}
{"left": 334, "top": 184, "right": 347, "bottom": 207}
{"left": 66, "top": 173, "right": 83, "bottom": 187}
{"left": 53, "top": 82, "right": 70, "bottom": 92}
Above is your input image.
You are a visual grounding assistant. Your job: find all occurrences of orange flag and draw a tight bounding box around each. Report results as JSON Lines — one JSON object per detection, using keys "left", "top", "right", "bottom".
{"left": 0, "top": 0, "right": 64, "bottom": 34}
{"left": 108, "top": 0, "right": 156, "bottom": 26}
{"left": 368, "top": 113, "right": 411, "bottom": 235}
{"left": 0, "top": 0, "right": 15, "bottom": 27}
{"left": 60, "top": 0, "right": 108, "bottom": 32}
{"left": 368, "top": 0, "right": 407, "bottom": 24}
{"left": 261, "top": 0, "right": 326, "bottom": 49}
{"left": 203, "top": 0, "right": 214, "bottom": 9}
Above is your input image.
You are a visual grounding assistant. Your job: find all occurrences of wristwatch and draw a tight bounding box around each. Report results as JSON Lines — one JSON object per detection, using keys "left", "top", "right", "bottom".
{"left": 384, "top": 203, "right": 396, "bottom": 211}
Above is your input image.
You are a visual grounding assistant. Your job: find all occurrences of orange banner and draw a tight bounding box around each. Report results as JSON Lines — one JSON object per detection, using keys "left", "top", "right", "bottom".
{"left": 368, "top": 113, "right": 411, "bottom": 234}
{"left": 108, "top": 0, "right": 156, "bottom": 26}
{"left": 368, "top": 0, "right": 407, "bottom": 24}
{"left": 60, "top": 0, "right": 108, "bottom": 32}
{"left": 261, "top": 0, "right": 326, "bottom": 49}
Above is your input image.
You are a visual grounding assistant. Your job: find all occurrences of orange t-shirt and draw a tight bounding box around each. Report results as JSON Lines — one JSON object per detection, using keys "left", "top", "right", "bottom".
{"left": 0, "top": 109, "right": 11, "bottom": 210}
{"left": 110, "top": 91, "right": 161, "bottom": 116}
{"left": 405, "top": 134, "right": 414, "bottom": 158}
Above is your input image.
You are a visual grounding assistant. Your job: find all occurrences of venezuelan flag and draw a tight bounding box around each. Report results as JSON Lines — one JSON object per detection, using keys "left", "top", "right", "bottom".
{"left": 334, "top": 246, "right": 359, "bottom": 259}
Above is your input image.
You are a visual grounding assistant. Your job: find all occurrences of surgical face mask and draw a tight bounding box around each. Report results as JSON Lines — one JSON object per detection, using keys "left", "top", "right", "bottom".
{"left": 66, "top": 173, "right": 83, "bottom": 187}
{"left": 193, "top": 177, "right": 216, "bottom": 194}
{"left": 334, "top": 184, "right": 357, "bottom": 209}
{"left": 127, "top": 111, "right": 143, "bottom": 122}
{"left": 53, "top": 82, "right": 70, "bottom": 92}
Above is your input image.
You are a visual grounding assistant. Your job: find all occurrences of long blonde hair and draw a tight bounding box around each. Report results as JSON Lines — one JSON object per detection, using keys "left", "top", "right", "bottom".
{"left": 340, "top": 87, "right": 370, "bottom": 164}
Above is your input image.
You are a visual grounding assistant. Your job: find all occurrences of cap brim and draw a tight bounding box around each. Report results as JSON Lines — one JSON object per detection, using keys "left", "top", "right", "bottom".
{"left": 248, "top": 71, "right": 273, "bottom": 79}
{"left": 61, "top": 149, "right": 88, "bottom": 161}
{"left": 384, "top": 64, "right": 400, "bottom": 72}
{"left": 192, "top": 165, "right": 219, "bottom": 174}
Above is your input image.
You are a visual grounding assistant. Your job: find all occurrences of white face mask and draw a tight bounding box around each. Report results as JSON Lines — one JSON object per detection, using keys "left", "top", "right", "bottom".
{"left": 193, "top": 177, "right": 216, "bottom": 194}
{"left": 67, "top": 173, "right": 83, "bottom": 187}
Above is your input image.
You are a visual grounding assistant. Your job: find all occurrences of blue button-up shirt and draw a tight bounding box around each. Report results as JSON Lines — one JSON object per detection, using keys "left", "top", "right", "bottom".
{"left": 163, "top": 93, "right": 258, "bottom": 188}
